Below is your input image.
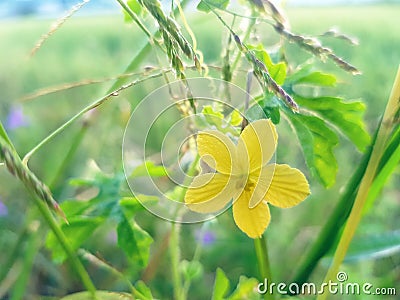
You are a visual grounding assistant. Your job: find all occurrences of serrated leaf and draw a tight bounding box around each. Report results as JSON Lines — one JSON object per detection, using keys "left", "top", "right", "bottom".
{"left": 289, "top": 114, "right": 339, "bottom": 187}
{"left": 135, "top": 281, "right": 154, "bottom": 300}
{"left": 197, "top": 0, "right": 229, "bottom": 13}
{"left": 295, "top": 71, "right": 337, "bottom": 87}
{"left": 119, "top": 195, "right": 158, "bottom": 217}
{"left": 60, "top": 291, "right": 132, "bottom": 300}
{"left": 212, "top": 268, "right": 230, "bottom": 300}
{"left": 117, "top": 215, "right": 152, "bottom": 268}
{"left": 46, "top": 216, "right": 104, "bottom": 263}
{"left": 131, "top": 161, "right": 167, "bottom": 178}
{"left": 228, "top": 276, "right": 260, "bottom": 300}
{"left": 248, "top": 44, "right": 287, "bottom": 85}
{"left": 295, "top": 96, "right": 370, "bottom": 151}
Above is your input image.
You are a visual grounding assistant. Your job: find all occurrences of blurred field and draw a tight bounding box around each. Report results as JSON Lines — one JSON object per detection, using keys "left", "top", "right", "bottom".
{"left": 0, "top": 4, "right": 399, "bottom": 299}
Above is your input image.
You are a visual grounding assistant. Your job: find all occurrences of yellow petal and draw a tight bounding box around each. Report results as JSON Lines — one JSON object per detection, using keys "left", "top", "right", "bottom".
{"left": 248, "top": 166, "right": 275, "bottom": 208}
{"left": 197, "top": 130, "right": 238, "bottom": 174}
{"left": 237, "top": 119, "right": 277, "bottom": 173}
{"left": 185, "top": 173, "right": 236, "bottom": 213}
{"left": 232, "top": 189, "right": 271, "bottom": 238}
{"left": 265, "top": 164, "right": 310, "bottom": 208}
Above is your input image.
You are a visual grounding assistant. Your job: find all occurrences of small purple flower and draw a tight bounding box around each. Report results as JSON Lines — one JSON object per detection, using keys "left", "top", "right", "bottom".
{"left": 5, "top": 105, "right": 29, "bottom": 130}
{"left": 195, "top": 229, "right": 216, "bottom": 246}
{"left": 0, "top": 200, "right": 8, "bottom": 217}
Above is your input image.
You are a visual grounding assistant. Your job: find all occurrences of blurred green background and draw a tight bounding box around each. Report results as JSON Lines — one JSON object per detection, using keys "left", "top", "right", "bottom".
{"left": 0, "top": 3, "right": 399, "bottom": 299}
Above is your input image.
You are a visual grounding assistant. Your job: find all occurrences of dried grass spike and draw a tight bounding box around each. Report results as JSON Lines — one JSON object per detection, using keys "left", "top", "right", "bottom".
{"left": 30, "top": 0, "right": 90, "bottom": 57}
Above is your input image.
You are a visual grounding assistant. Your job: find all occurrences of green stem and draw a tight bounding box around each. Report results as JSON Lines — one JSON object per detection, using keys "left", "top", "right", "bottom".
{"left": 0, "top": 228, "right": 29, "bottom": 283}
{"left": 50, "top": 124, "right": 88, "bottom": 190}
{"left": 78, "top": 249, "right": 146, "bottom": 298}
{"left": 170, "top": 154, "right": 200, "bottom": 300}
{"left": 170, "top": 222, "right": 184, "bottom": 300}
{"left": 231, "top": 16, "right": 256, "bottom": 72}
{"left": 33, "top": 195, "right": 97, "bottom": 297}
{"left": 289, "top": 118, "right": 400, "bottom": 288}
{"left": 317, "top": 66, "right": 400, "bottom": 300}
{"left": 0, "top": 122, "right": 13, "bottom": 149}
{"left": 10, "top": 220, "right": 40, "bottom": 300}
{"left": 254, "top": 235, "right": 274, "bottom": 300}
{"left": 116, "top": 0, "right": 152, "bottom": 38}
{"left": 22, "top": 72, "right": 165, "bottom": 165}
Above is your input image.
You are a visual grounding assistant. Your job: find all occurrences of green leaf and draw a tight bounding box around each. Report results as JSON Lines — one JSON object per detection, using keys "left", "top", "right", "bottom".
{"left": 212, "top": 268, "right": 230, "bottom": 300}
{"left": 229, "top": 109, "right": 243, "bottom": 126}
{"left": 119, "top": 195, "right": 158, "bottom": 217}
{"left": 180, "top": 260, "right": 204, "bottom": 281}
{"left": 117, "top": 214, "right": 153, "bottom": 268}
{"left": 342, "top": 230, "right": 400, "bottom": 262}
{"left": 46, "top": 216, "right": 103, "bottom": 263}
{"left": 248, "top": 44, "right": 287, "bottom": 85}
{"left": 295, "top": 96, "right": 370, "bottom": 151}
{"left": 0, "top": 121, "right": 13, "bottom": 148}
{"left": 123, "top": 0, "right": 142, "bottom": 23}
{"left": 198, "top": 105, "right": 241, "bottom": 135}
{"left": 197, "top": 0, "right": 229, "bottom": 13}
{"left": 130, "top": 161, "right": 167, "bottom": 178}
{"left": 294, "top": 71, "right": 337, "bottom": 87}
{"left": 60, "top": 291, "right": 132, "bottom": 300}
{"left": 289, "top": 114, "right": 339, "bottom": 187}
{"left": 135, "top": 281, "right": 154, "bottom": 300}
{"left": 228, "top": 276, "right": 260, "bottom": 300}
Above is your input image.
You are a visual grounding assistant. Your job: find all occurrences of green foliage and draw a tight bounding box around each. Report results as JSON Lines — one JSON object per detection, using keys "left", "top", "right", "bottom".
{"left": 248, "top": 44, "right": 287, "bottom": 85}
{"left": 212, "top": 268, "right": 230, "bottom": 300}
{"left": 212, "top": 268, "right": 260, "bottom": 300}
{"left": 123, "top": 0, "right": 143, "bottom": 22}
{"left": 1, "top": 2, "right": 399, "bottom": 299}
{"left": 46, "top": 172, "right": 153, "bottom": 269}
{"left": 179, "top": 260, "right": 204, "bottom": 281}
{"left": 134, "top": 281, "right": 154, "bottom": 300}
{"left": 60, "top": 291, "right": 133, "bottom": 300}
{"left": 130, "top": 161, "right": 167, "bottom": 178}
{"left": 117, "top": 213, "right": 152, "bottom": 268}
{"left": 294, "top": 95, "right": 370, "bottom": 151}
{"left": 197, "top": 0, "right": 230, "bottom": 13}
{"left": 46, "top": 216, "right": 103, "bottom": 263}
{"left": 289, "top": 114, "right": 339, "bottom": 187}
{"left": 341, "top": 230, "right": 400, "bottom": 262}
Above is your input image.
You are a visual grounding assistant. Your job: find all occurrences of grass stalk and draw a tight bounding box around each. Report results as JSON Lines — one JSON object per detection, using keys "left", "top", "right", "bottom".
{"left": 317, "top": 66, "right": 400, "bottom": 300}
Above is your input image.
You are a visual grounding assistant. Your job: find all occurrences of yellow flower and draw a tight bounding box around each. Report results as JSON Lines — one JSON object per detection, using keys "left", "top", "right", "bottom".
{"left": 185, "top": 119, "right": 310, "bottom": 238}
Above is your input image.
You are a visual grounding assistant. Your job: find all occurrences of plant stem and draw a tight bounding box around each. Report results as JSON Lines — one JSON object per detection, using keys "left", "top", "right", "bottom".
{"left": 254, "top": 235, "right": 274, "bottom": 300}
{"left": 22, "top": 72, "right": 165, "bottom": 165}
{"left": 317, "top": 66, "right": 400, "bottom": 300}
{"left": 33, "top": 195, "right": 97, "bottom": 298}
{"left": 170, "top": 222, "right": 184, "bottom": 300}
{"left": 78, "top": 249, "right": 147, "bottom": 298}
{"left": 116, "top": 0, "right": 152, "bottom": 38}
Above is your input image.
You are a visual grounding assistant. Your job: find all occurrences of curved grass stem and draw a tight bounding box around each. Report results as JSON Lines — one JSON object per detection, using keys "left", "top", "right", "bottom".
{"left": 317, "top": 66, "right": 400, "bottom": 300}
